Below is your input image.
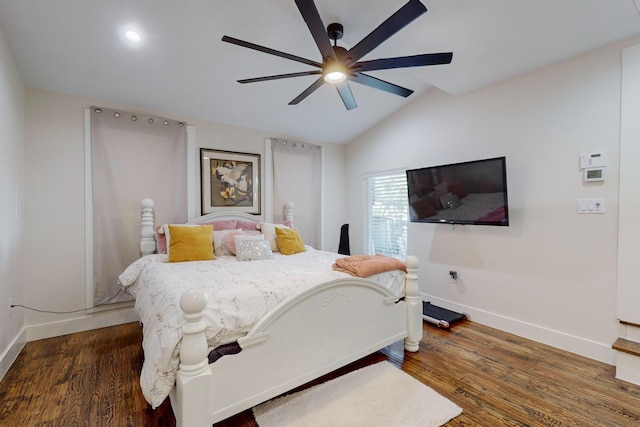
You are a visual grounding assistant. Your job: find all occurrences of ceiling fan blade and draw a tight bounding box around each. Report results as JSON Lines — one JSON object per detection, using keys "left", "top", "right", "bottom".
{"left": 346, "top": 0, "right": 427, "bottom": 65}
{"left": 238, "top": 71, "right": 322, "bottom": 84}
{"left": 294, "top": 0, "right": 337, "bottom": 61}
{"left": 335, "top": 82, "right": 357, "bottom": 110}
{"left": 289, "top": 77, "right": 325, "bottom": 105}
{"left": 222, "top": 35, "right": 322, "bottom": 68}
{"left": 349, "top": 72, "right": 413, "bottom": 97}
{"left": 356, "top": 52, "right": 453, "bottom": 72}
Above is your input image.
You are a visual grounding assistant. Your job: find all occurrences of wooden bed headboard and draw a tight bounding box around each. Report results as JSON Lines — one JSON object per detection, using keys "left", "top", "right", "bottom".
{"left": 139, "top": 198, "right": 295, "bottom": 256}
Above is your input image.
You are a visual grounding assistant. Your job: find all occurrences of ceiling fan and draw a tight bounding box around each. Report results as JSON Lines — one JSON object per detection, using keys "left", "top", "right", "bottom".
{"left": 221, "top": 0, "right": 453, "bottom": 110}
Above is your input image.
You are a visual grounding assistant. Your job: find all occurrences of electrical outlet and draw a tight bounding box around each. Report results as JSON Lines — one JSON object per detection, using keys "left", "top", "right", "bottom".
{"left": 449, "top": 271, "right": 458, "bottom": 281}
{"left": 8, "top": 297, "right": 13, "bottom": 316}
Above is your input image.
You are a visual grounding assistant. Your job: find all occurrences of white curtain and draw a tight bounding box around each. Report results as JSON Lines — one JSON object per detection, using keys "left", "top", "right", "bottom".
{"left": 271, "top": 138, "right": 322, "bottom": 249}
{"left": 90, "top": 107, "right": 187, "bottom": 304}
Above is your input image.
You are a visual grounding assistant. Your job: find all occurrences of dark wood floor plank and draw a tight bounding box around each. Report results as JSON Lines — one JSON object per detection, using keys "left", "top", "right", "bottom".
{"left": 1, "top": 320, "right": 640, "bottom": 426}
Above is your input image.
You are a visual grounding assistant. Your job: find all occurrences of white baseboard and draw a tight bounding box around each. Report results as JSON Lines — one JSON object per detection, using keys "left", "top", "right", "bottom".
{"left": 0, "top": 327, "right": 27, "bottom": 383}
{"left": 25, "top": 307, "right": 139, "bottom": 342}
{"left": 423, "top": 294, "right": 615, "bottom": 365}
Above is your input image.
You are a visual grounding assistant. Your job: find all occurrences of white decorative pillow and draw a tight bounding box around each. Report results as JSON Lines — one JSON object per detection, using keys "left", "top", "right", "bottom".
{"left": 213, "top": 229, "right": 244, "bottom": 257}
{"left": 230, "top": 233, "right": 264, "bottom": 255}
{"left": 235, "top": 239, "right": 274, "bottom": 261}
{"left": 259, "top": 222, "right": 290, "bottom": 252}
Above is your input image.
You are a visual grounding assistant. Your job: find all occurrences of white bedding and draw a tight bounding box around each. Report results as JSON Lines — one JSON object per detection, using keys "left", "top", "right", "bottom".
{"left": 119, "top": 247, "right": 406, "bottom": 408}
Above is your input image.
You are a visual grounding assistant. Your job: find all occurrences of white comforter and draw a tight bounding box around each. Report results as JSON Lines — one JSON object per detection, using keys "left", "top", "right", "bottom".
{"left": 118, "top": 247, "right": 405, "bottom": 408}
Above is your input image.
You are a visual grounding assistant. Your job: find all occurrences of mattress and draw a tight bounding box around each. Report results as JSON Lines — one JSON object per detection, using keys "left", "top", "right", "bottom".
{"left": 119, "top": 247, "right": 406, "bottom": 408}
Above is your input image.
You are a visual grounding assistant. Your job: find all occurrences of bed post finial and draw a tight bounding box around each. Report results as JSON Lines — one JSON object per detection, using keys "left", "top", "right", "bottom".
{"left": 179, "top": 289, "right": 210, "bottom": 371}
{"left": 175, "top": 288, "right": 212, "bottom": 427}
{"left": 140, "top": 198, "right": 155, "bottom": 256}
{"left": 404, "top": 255, "right": 422, "bottom": 352}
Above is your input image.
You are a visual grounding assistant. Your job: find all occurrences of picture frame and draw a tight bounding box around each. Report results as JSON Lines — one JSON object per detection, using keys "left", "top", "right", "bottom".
{"left": 200, "top": 148, "right": 261, "bottom": 215}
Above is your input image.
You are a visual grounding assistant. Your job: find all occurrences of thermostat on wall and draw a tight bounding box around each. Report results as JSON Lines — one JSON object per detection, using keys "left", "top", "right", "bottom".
{"left": 580, "top": 152, "right": 606, "bottom": 169}
{"left": 584, "top": 166, "right": 606, "bottom": 182}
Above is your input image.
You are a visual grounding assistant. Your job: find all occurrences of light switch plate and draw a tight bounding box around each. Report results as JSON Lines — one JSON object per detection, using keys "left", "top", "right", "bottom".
{"left": 578, "top": 198, "right": 605, "bottom": 214}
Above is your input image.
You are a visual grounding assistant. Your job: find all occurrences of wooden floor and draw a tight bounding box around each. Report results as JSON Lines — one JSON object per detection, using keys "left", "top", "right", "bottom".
{"left": 1, "top": 320, "right": 640, "bottom": 426}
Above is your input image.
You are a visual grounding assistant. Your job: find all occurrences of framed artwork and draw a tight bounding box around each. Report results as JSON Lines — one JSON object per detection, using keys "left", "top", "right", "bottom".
{"left": 200, "top": 148, "right": 261, "bottom": 215}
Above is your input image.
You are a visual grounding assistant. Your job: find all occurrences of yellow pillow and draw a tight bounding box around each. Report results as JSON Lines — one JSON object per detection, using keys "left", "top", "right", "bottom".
{"left": 275, "top": 227, "right": 306, "bottom": 255}
{"left": 168, "top": 224, "right": 215, "bottom": 262}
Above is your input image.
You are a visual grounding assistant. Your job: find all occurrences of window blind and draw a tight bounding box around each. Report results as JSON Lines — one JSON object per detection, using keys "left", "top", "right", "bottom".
{"left": 364, "top": 172, "right": 408, "bottom": 260}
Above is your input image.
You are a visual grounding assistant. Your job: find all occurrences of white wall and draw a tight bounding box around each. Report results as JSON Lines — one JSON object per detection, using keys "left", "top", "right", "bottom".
{"left": 22, "top": 88, "right": 345, "bottom": 336}
{"left": 617, "top": 43, "right": 640, "bottom": 324}
{"left": 0, "top": 23, "right": 25, "bottom": 379}
{"left": 345, "top": 35, "right": 640, "bottom": 365}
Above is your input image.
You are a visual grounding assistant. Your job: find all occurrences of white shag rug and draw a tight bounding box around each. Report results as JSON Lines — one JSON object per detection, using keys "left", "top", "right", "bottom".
{"left": 253, "top": 362, "right": 462, "bottom": 427}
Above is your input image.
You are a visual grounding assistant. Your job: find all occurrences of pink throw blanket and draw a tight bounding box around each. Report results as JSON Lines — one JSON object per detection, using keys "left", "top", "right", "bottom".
{"left": 332, "top": 254, "right": 407, "bottom": 278}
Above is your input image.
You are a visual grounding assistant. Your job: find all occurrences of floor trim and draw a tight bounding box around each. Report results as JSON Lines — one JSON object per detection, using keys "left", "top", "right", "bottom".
{"left": 424, "top": 294, "right": 615, "bottom": 365}
{"left": 25, "top": 307, "right": 139, "bottom": 342}
{"left": 0, "top": 327, "right": 26, "bottom": 383}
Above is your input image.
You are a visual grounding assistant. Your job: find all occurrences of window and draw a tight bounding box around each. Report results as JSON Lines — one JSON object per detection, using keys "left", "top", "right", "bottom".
{"left": 364, "top": 171, "right": 408, "bottom": 260}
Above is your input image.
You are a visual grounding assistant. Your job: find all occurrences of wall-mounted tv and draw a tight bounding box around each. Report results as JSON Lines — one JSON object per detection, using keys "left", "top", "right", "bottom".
{"left": 406, "top": 156, "right": 509, "bottom": 226}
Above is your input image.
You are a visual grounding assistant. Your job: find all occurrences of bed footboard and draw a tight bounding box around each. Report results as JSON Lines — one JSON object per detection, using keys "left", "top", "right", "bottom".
{"left": 404, "top": 255, "right": 422, "bottom": 352}
{"left": 171, "top": 257, "right": 422, "bottom": 427}
{"left": 170, "top": 290, "right": 212, "bottom": 427}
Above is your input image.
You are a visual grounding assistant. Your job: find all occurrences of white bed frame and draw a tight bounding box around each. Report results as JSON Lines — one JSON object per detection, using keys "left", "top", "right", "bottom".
{"left": 139, "top": 199, "right": 422, "bottom": 427}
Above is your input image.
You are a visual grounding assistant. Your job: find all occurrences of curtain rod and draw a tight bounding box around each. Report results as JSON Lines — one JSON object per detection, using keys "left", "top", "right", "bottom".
{"left": 270, "top": 137, "right": 322, "bottom": 151}
{"left": 91, "top": 106, "right": 186, "bottom": 127}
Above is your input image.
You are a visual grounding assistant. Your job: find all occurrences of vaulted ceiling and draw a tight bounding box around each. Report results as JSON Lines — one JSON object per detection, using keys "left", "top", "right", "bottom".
{"left": 1, "top": 0, "right": 639, "bottom": 144}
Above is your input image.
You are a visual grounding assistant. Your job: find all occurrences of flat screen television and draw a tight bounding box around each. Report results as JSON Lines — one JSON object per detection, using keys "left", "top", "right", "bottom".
{"left": 406, "top": 156, "right": 509, "bottom": 226}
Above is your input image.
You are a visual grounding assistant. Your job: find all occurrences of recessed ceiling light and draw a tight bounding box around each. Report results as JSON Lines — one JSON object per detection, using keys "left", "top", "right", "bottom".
{"left": 125, "top": 30, "right": 141, "bottom": 42}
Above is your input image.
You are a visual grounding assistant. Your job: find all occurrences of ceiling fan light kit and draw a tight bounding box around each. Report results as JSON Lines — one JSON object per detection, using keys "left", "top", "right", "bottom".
{"left": 323, "top": 60, "right": 348, "bottom": 84}
{"left": 222, "top": 0, "right": 453, "bottom": 110}
{"left": 324, "top": 69, "right": 347, "bottom": 84}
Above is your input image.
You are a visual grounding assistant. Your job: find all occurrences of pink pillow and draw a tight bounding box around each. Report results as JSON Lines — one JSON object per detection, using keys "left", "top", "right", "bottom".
{"left": 155, "top": 225, "right": 167, "bottom": 254}
{"left": 236, "top": 220, "right": 260, "bottom": 231}
{"left": 198, "top": 219, "right": 237, "bottom": 230}
{"left": 225, "top": 230, "right": 246, "bottom": 255}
